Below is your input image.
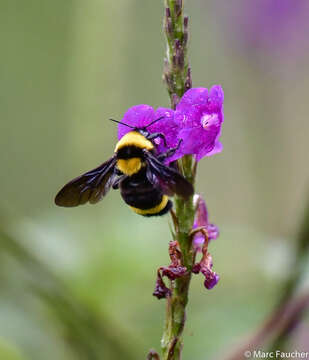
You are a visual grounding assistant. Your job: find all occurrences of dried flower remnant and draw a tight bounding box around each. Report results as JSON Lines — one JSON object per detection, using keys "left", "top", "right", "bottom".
{"left": 193, "top": 194, "right": 219, "bottom": 252}
{"left": 174, "top": 85, "right": 224, "bottom": 161}
{"left": 192, "top": 231, "right": 220, "bottom": 290}
{"left": 153, "top": 241, "right": 187, "bottom": 300}
{"left": 161, "top": 240, "right": 187, "bottom": 280}
{"left": 147, "top": 350, "right": 161, "bottom": 360}
{"left": 153, "top": 270, "right": 172, "bottom": 299}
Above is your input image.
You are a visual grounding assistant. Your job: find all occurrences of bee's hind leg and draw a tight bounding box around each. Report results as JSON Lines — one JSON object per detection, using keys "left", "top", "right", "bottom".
{"left": 112, "top": 175, "right": 126, "bottom": 190}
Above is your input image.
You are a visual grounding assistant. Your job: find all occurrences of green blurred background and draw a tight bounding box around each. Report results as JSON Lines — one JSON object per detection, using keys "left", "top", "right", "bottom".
{"left": 1, "top": 0, "right": 309, "bottom": 359}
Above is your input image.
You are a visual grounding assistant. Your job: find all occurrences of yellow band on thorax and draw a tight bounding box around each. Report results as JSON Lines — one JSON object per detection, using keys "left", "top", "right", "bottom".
{"left": 129, "top": 195, "right": 169, "bottom": 215}
{"left": 115, "top": 131, "right": 154, "bottom": 152}
{"left": 117, "top": 158, "right": 142, "bottom": 176}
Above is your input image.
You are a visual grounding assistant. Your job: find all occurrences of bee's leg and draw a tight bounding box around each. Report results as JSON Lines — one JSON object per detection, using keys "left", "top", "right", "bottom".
{"left": 146, "top": 167, "right": 159, "bottom": 185}
{"left": 157, "top": 139, "right": 183, "bottom": 161}
{"left": 112, "top": 174, "right": 126, "bottom": 190}
{"left": 147, "top": 132, "right": 168, "bottom": 147}
{"left": 112, "top": 180, "right": 120, "bottom": 190}
{"left": 112, "top": 177, "right": 121, "bottom": 190}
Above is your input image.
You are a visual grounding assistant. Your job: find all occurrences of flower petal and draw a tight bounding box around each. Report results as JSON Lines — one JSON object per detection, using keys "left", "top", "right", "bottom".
{"left": 175, "top": 86, "right": 224, "bottom": 161}
{"left": 205, "top": 141, "right": 223, "bottom": 157}
{"left": 208, "top": 85, "right": 224, "bottom": 113}
{"left": 207, "top": 224, "right": 219, "bottom": 240}
{"left": 176, "top": 88, "right": 209, "bottom": 128}
{"left": 176, "top": 88, "right": 209, "bottom": 112}
{"left": 118, "top": 105, "right": 154, "bottom": 140}
{"left": 193, "top": 194, "right": 209, "bottom": 227}
{"left": 178, "top": 125, "right": 218, "bottom": 159}
{"left": 148, "top": 108, "right": 179, "bottom": 156}
{"left": 203, "top": 271, "right": 220, "bottom": 290}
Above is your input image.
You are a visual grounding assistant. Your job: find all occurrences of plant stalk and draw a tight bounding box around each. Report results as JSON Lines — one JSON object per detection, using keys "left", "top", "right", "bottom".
{"left": 161, "top": 1, "right": 195, "bottom": 359}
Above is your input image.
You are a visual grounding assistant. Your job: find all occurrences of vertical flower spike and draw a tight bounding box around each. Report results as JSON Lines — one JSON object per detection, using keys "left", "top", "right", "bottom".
{"left": 175, "top": 85, "right": 224, "bottom": 161}
{"left": 193, "top": 194, "right": 219, "bottom": 252}
{"left": 163, "top": 0, "right": 191, "bottom": 104}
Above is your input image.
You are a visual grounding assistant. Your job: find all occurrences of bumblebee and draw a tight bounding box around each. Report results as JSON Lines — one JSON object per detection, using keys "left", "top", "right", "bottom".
{"left": 55, "top": 118, "right": 194, "bottom": 216}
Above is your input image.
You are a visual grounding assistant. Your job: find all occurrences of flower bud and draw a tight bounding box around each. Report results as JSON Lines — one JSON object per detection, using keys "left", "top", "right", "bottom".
{"left": 192, "top": 194, "right": 219, "bottom": 251}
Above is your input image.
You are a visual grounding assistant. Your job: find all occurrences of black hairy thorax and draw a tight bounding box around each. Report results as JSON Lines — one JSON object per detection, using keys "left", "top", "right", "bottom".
{"left": 116, "top": 145, "right": 147, "bottom": 160}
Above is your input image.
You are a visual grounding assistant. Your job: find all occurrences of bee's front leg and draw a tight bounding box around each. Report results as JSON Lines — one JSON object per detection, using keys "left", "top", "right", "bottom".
{"left": 157, "top": 139, "right": 183, "bottom": 161}
{"left": 147, "top": 132, "right": 168, "bottom": 147}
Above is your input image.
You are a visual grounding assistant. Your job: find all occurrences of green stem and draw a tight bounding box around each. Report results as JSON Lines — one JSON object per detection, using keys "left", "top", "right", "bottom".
{"left": 161, "top": 1, "right": 195, "bottom": 358}
{"left": 161, "top": 159, "right": 195, "bottom": 360}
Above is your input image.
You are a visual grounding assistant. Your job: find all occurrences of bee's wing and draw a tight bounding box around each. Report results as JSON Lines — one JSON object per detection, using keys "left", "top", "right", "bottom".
{"left": 55, "top": 156, "right": 117, "bottom": 207}
{"left": 144, "top": 151, "right": 194, "bottom": 199}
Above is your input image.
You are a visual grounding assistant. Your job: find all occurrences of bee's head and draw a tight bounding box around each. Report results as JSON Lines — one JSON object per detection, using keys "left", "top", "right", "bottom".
{"left": 136, "top": 128, "right": 150, "bottom": 139}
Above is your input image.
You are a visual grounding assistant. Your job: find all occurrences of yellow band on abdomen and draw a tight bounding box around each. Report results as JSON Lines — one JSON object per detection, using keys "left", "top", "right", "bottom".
{"left": 129, "top": 195, "right": 169, "bottom": 215}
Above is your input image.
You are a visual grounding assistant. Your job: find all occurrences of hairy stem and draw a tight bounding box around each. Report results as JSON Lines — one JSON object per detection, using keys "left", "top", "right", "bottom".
{"left": 161, "top": 1, "right": 195, "bottom": 359}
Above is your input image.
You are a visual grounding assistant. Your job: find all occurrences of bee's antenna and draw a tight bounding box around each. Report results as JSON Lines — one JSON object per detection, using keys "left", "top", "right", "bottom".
{"left": 145, "top": 116, "right": 165, "bottom": 129}
{"left": 108, "top": 118, "right": 135, "bottom": 129}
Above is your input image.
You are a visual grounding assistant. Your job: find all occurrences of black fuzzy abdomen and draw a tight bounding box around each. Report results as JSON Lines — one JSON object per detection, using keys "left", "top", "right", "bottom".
{"left": 142, "top": 199, "right": 172, "bottom": 217}
{"left": 120, "top": 176, "right": 162, "bottom": 210}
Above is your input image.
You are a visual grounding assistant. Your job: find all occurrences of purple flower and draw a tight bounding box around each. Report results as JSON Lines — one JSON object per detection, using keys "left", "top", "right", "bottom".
{"left": 117, "top": 85, "right": 224, "bottom": 163}
{"left": 193, "top": 194, "right": 219, "bottom": 252}
{"left": 118, "top": 105, "right": 181, "bottom": 161}
{"left": 174, "top": 85, "right": 224, "bottom": 161}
